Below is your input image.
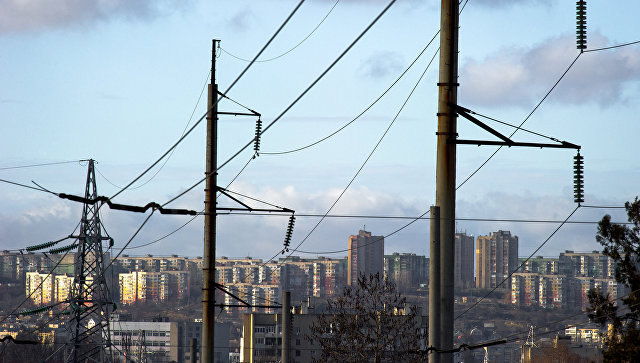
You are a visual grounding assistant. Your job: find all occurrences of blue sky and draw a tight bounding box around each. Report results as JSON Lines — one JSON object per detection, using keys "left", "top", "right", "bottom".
{"left": 1, "top": 0, "right": 639, "bottom": 261}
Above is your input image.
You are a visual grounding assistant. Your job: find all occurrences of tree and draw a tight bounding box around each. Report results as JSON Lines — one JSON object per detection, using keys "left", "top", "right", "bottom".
{"left": 587, "top": 197, "right": 640, "bottom": 362}
{"left": 308, "top": 273, "right": 425, "bottom": 363}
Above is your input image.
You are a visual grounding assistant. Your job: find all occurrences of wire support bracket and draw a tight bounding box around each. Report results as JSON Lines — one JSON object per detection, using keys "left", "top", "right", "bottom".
{"left": 452, "top": 104, "right": 580, "bottom": 150}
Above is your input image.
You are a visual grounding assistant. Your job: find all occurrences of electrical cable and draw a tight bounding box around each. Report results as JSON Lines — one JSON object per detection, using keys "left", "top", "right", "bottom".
{"left": 219, "top": 211, "right": 629, "bottom": 225}
{"left": 261, "top": 31, "right": 439, "bottom": 155}
{"left": 96, "top": 71, "right": 210, "bottom": 192}
{"left": 457, "top": 296, "right": 640, "bottom": 356}
{"left": 119, "top": 155, "right": 255, "bottom": 251}
{"left": 220, "top": 0, "right": 340, "bottom": 63}
{"left": 0, "top": 159, "right": 88, "bottom": 171}
{"left": 249, "top": 48, "right": 435, "bottom": 286}
{"left": 454, "top": 205, "right": 580, "bottom": 321}
{"left": 584, "top": 39, "right": 640, "bottom": 53}
{"left": 0, "top": 247, "right": 74, "bottom": 326}
{"left": 297, "top": 209, "right": 431, "bottom": 255}
{"left": 0, "top": 177, "right": 58, "bottom": 194}
{"left": 580, "top": 205, "right": 626, "bottom": 209}
{"left": 456, "top": 53, "right": 582, "bottom": 191}
{"left": 117, "top": 155, "right": 255, "bottom": 252}
{"left": 110, "top": 0, "right": 307, "bottom": 200}
{"left": 104, "top": 210, "right": 155, "bottom": 272}
{"left": 220, "top": 284, "right": 282, "bottom": 306}
{"left": 162, "top": 0, "right": 397, "bottom": 208}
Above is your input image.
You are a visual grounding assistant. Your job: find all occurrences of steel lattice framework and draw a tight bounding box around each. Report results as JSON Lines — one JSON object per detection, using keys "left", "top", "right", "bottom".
{"left": 66, "top": 159, "right": 114, "bottom": 362}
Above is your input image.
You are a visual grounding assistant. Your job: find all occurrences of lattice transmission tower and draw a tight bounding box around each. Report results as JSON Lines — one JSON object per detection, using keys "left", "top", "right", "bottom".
{"left": 66, "top": 159, "right": 115, "bottom": 362}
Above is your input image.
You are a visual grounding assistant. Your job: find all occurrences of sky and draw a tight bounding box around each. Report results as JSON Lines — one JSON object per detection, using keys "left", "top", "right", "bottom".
{"left": 1, "top": 0, "right": 639, "bottom": 262}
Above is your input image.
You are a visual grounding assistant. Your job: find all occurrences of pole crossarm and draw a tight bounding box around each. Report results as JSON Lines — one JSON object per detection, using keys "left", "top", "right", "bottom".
{"left": 216, "top": 90, "right": 261, "bottom": 117}
{"left": 217, "top": 187, "right": 294, "bottom": 214}
{"left": 453, "top": 104, "right": 580, "bottom": 150}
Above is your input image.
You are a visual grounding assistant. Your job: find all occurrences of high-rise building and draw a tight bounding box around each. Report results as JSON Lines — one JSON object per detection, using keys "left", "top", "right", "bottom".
{"left": 476, "top": 230, "right": 519, "bottom": 289}
{"left": 347, "top": 230, "right": 384, "bottom": 286}
{"left": 25, "top": 271, "right": 53, "bottom": 305}
{"left": 455, "top": 232, "right": 475, "bottom": 290}
{"left": 384, "top": 253, "right": 428, "bottom": 292}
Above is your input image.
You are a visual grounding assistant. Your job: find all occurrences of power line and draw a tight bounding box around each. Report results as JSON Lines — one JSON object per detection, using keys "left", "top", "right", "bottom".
{"left": 162, "top": 0, "right": 398, "bottom": 208}
{"left": 220, "top": 0, "right": 340, "bottom": 63}
{"left": 584, "top": 39, "right": 640, "bottom": 53}
{"left": 455, "top": 205, "right": 580, "bottom": 321}
{"left": 220, "top": 211, "right": 628, "bottom": 225}
{"left": 118, "top": 156, "right": 255, "bottom": 252}
{"left": 456, "top": 53, "right": 583, "bottom": 190}
{"left": 96, "top": 71, "right": 211, "bottom": 193}
{"left": 251, "top": 48, "right": 435, "bottom": 285}
{"left": 0, "top": 247, "right": 75, "bottom": 327}
{"left": 110, "top": 0, "right": 307, "bottom": 201}
{"left": 0, "top": 159, "right": 88, "bottom": 171}
{"left": 261, "top": 32, "right": 439, "bottom": 155}
{"left": 163, "top": 0, "right": 396, "bottom": 206}
{"left": 297, "top": 210, "right": 431, "bottom": 255}
{"left": 0, "top": 177, "right": 58, "bottom": 194}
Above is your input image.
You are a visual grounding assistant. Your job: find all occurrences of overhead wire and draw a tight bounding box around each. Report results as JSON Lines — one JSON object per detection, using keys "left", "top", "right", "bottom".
{"left": 455, "top": 205, "right": 581, "bottom": 320}
{"left": 162, "top": 0, "right": 398, "bottom": 208}
{"left": 110, "top": 0, "right": 307, "bottom": 201}
{"left": 0, "top": 247, "right": 75, "bottom": 326}
{"left": 455, "top": 293, "right": 640, "bottom": 355}
{"left": 120, "top": 155, "right": 255, "bottom": 251}
{"left": 0, "top": 159, "right": 88, "bottom": 171}
{"left": 252, "top": 46, "right": 437, "bottom": 286}
{"left": 297, "top": 210, "right": 431, "bottom": 255}
{"left": 584, "top": 39, "right": 640, "bottom": 53}
{"left": 220, "top": 0, "right": 340, "bottom": 63}
{"left": 456, "top": 38, "right": 640, "bottom": 191}
{"left": 261, "top": 31, "right": 439, "bottom": 155}
{"left": 456, "top": 53, "right": 583, "bottom": 190}
{"left": 220, "top": 211, "right": 629, "bottom": 225}
{"left": 95, "top": 70, "right": 211, "bottom": 192}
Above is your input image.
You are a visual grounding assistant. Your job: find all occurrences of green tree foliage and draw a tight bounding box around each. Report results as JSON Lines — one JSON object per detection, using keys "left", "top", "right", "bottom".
{"left": 587, "top": 197, "right": 640, "bottom": 361}
{"left": 307, "top": 273, "right": 425, "bottom": 363}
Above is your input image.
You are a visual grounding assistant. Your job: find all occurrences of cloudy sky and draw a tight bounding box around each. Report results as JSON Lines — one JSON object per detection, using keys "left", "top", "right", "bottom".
{"left": 1, "top": 0, "right": 639, "bottom": 262}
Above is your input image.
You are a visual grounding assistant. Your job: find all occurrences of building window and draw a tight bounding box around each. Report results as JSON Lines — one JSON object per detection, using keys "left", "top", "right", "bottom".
{"left": 296, "top": 339, "right": 300, "bottom": 345}
{"left": 296, "top": 350, "right": 301, "bottom": 357}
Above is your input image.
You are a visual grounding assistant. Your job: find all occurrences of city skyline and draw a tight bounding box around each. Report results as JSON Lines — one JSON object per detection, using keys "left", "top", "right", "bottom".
{"left": 1, "top": 0, "right": 639, "bottom": 262}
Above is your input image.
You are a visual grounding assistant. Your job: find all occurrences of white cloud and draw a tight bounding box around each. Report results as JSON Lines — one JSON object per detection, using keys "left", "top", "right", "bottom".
{"left": 0, "top": 181, "right": 626, "bottom": 262}
{"left": 357, "top": 51, "right": 404, "bottom": 79}
{"left": 460, "top": 33, "right": 640, "bottom": 108}
{"left": 0, "top": 0, "right": 191, "bottom": 33}
{"left": 226, "top": 9, "right": 256, "bottom": 32}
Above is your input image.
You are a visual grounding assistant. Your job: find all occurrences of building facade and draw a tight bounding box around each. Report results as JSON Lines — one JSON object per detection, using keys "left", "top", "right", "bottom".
{"left": 347, "top": 230, "right": 384, "bottom": 286}
{"left": 476, "top": 230, "right": 519, "bottom": 289}
{"left": 384, "top": 253, "right": 428, "bottom": 292}
{"left": 455, "top": 232, "right": 475, "bottom": 290}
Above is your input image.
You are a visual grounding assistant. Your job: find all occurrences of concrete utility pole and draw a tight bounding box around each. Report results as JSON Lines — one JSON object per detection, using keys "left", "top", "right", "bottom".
{"left": 190, "top": 338, "right": 198, "bottom": 363}
{"left": 202, "top": 39, "right": 220, "bottom": 363}
{"left": 434, "top": 0, "right": 458, "bottom": 362}
{"left": 281, "top": 291, "right": 291, "bottom": 363}
{"left": 428, "top": 206, "right": 441, "bottom": 363}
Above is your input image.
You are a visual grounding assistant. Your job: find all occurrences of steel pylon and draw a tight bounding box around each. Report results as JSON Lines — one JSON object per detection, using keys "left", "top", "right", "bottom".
{"left": 66, "top": 159, "right": 114, "bottom": 363}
